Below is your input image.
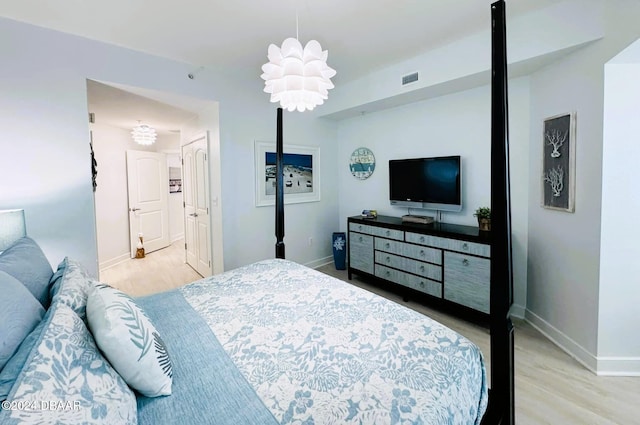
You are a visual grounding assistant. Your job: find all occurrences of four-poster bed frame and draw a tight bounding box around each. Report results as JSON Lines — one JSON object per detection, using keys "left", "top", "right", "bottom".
{"left": 0, "top": 5, "right": 512, "bottom": 422}
{"left": 271, "top": 1, "right": 515, "bottom": 423}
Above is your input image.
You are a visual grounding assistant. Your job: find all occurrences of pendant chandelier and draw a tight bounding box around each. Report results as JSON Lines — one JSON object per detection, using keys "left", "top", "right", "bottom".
{"left": 131, "top": 122, "right": 157, "bottom": 146}
{"left": 260, "top": 11, "right": 336, "bottom": 112}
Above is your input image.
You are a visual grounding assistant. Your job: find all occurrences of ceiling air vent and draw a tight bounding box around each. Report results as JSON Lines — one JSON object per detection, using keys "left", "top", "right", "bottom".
{"left": 402, "top": 72, "right": 419, "bottom": 85}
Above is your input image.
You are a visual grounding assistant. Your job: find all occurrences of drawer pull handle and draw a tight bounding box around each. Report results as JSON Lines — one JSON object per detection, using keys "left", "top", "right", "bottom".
{"left": 386, "top": 271, "right": 391, "bottom": 276}
{"left": 420, "top": 236, "right": 425, "bottom": 243}
{"left": 463, "top": 243, "right": 469, "bottom": 250}
{"left": 359, "top": 225, "right": 363, "bottom": 230}
{"left": 359, "top": 237, "right": 363, "bottom": 242}
{"left": 419, "top": 250, "right": 425, "bottom": 256}
{"left": 462, "top": 259, "right": 469, "bottom": 266}
{"left": 420, "top": 265, "right": 425, "bottom": 272}
{"left": 385, "top": 243, "right": 390, "bottom": 249}
{"left": 385, "top": 230, "right": 390, "bottom": 235}
{"left": 386, "top": 256, "right": 391, "bottom": 263}
{"left": 419, "top": 281, "right": 425, "bottom": 288}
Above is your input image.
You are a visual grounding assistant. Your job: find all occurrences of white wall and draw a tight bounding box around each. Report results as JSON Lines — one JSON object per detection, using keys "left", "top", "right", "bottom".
{"left": 217, "top": 99, "right": 339, "bottom": 270}
{"left": 92, "top": 124, "right": 138, "bottom": 268}
{"left": 526, "top": 0, "right": 640, "bottom": 372}
{"left": 336, "top": 78, "right": 531, "bottom": 313}
{"left": 0, "top": 17, "right": 339, "bottom": 276}
{"left": 598, "top": 40, "right": 640, "bottom": 373}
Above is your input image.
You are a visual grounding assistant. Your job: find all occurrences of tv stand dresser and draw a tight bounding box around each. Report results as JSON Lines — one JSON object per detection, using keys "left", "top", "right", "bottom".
{"left": 348, "top": 215, "right": 491, "bottom": 320}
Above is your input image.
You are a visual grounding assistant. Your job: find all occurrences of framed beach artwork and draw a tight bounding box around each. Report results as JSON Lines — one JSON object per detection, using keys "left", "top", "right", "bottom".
{"left": 541, "top": 112, "right": 576, "bottom": 212}
{"left": 254, "top": 141, "right": 320, "bottom": 207}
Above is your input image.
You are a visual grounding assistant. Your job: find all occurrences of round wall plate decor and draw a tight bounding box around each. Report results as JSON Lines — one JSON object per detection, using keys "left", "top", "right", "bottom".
{"left": 349, "top": 147, "right": 376, "bottom": 180}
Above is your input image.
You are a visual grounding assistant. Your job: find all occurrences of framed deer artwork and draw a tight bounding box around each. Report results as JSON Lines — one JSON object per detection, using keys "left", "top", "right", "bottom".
{"left": 541, "top": 112, "right": 576, "bottom": 212}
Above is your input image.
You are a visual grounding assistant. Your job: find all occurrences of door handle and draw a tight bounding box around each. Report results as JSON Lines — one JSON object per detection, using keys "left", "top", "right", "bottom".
{"left": 189, "top": 213, "right": 198, "bottom": 217}
{"left": 129, "top": 207, "right": 141, "bottom": 212}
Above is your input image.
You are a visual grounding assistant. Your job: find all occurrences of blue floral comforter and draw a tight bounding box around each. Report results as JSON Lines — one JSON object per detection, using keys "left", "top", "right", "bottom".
{"left": 179, "top": 259, "right": 488, "bottom": 424}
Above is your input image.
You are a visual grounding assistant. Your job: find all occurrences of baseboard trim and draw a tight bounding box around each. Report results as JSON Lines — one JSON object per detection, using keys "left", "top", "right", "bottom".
{"left": 306, "top": 256, "right": 334, "bottom": 269}
{"left": 525, "top": 310, "right": 640, "bottom": 376}
{"left": 524, "top": 309, "right": 598, "bottom": 373}
{"left": 509, "top": 303, "right": 526, "bottom": 319}
{"left": 171, "top": 233, "right": 184, "bottom": 243}
{"left": 596, "top": 357, "right": 640, "bottom": 376}
{"left": 99, "top": 252, "right": 131, "bottom": 272}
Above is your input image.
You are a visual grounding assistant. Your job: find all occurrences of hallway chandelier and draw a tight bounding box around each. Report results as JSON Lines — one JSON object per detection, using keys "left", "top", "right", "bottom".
{"left": 131, "top": 122, "right": 157, "bottom": 145}
{"left": 260, "top": 9, "right": 336, "bottom": 112}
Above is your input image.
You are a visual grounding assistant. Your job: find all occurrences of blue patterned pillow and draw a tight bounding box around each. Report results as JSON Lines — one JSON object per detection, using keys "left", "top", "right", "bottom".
{"left": 0, "top": 271, "right": 44, "bottom": 370}
{"left": 87, "top": 283, "right": 173, "bottom": 397}
{"left": 0, "top": 303, "right": 137, "bottom": 424}
{"left": 0, "top": 319, "right": 45, "bottom": 401}
{"left": 0, "top": 237, "right": 53, "bottom": 308}
{"left": 49, "top": 257, "right": 95, "bottom": 320}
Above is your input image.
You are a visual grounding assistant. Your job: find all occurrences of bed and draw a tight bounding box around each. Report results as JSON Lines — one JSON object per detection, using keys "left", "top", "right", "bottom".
{"left": 0, "top": 2, "right": 514, "bottom": 424}
{"left": 0, "top": 248, "right": 487, "bottom": 424}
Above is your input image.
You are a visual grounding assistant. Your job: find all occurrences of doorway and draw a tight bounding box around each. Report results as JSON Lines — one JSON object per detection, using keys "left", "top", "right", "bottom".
{"left": 125, "top": 150, "right": 171, "bottom": 257}
{"left": 88, "top": 79, "right": 223, "bottom": 285}
{"left": 182, "top": 133, "right": 212, "bottom": 276}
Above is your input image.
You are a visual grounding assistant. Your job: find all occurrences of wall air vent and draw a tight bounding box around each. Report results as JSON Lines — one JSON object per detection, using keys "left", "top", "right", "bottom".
{"left": 402, "top": 72, "right": 419, "bottom": 85}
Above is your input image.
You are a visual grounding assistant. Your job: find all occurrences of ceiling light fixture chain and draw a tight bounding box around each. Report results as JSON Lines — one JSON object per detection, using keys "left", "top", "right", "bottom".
{"left": 295, "top": 0, "right": 299, "bottom": 41}
{"left": 260, "top": 2, "right": 336, "bottom": 112}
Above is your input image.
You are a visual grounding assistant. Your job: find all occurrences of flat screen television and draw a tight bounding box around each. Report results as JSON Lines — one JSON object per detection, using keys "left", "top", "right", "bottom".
{"left": 389, "top": 155, "right": 462, "bottom": 212}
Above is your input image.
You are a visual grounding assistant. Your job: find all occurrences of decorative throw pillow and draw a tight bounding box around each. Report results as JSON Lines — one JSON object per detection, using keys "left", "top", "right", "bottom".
{"left": 0, "top": 319, "right": 45, "bottom": 400}
{"left": 0, "top": 271, "right": 45, "bottom": 370}
{"left": 0, "top": 237, "right": 54, "bottom": 308}
{"left": 49, "top": 257, "right": 95, "bottom": 320}
{"left": 86, "top": 283, "right": 173, "bottom": 397}
{"left": 0, "top": 303, "right": 137, "bottom": 424}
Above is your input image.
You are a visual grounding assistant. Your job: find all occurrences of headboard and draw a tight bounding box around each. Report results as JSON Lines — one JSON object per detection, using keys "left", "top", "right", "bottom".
{"left": 0, "top": 209, "right": 26, "bottom": 252}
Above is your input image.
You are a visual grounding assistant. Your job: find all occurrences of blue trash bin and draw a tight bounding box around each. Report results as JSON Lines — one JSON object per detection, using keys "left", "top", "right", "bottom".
{"left": 332, "top": 232, "right": 347, "bottom": 270}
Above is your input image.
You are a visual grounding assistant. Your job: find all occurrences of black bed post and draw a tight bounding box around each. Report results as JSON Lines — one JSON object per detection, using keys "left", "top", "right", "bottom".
{"left": 483, "top": 1, "right": 515, "bottom": 424}
{"left": 275, "top": 107, "right": 285, "bottom": 259}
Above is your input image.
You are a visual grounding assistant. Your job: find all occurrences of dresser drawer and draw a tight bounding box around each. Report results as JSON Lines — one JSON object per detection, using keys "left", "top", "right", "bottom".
{"left": 371, "top": 226, "right": 403, "bottom": 241}
{"left": 374, "top": 238, "right": 403, "bottom": 255}
{"left": 375, "top": 250, "right": 404, "bottom": 270}
{"left": 402, "top": 243, "right": 442, "bottom": 265}
{"left": 446, "top": 239, "right": 490, "bottom": 258}
{"left": 405, "top": 232, "right": 446, "bottom": 249}
{"left": 349, "top": 232, "right": 374, "bottom": 274}
{"left": 375, "top": 238, "right": 442, "bottom": 265}
{"left": 375, "top": 265, "right": 442, "bottom": 298}
{"left": 406, "top": 231, "right": 490, "bottom": 258}
{"left": 443, "top": 251, "right": 490, "bottom": 313}
{"left": 349, "top": 222, "right": 374, "bottom": 235}
{"left": 375, "top": 251, "right": 442, "bottom": 281}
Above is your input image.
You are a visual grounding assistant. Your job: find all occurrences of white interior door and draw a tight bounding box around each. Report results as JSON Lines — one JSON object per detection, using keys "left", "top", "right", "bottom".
{"left": 126, "top": 150, "right": 170, "bottom": 257}
{"left": 182, "top": 134, "right": 212, "bottom": 276}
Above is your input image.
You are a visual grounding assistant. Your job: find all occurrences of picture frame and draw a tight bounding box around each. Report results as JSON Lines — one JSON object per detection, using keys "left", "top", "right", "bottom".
{"left": 541, "top": 112, "right": 576, "bottom": 212}
{"left": 254, "top": 140, "right": 320, "bottom": 207}
{"left": 168, "top": 167, "right": 182, "bottom": 193}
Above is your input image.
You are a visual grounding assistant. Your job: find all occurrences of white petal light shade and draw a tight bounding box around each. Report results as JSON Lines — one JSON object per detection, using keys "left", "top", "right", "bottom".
{"left": 261, "top": 38, "right": 336, "bottom": 112}
{"left": 131, "top": 124, "right": 157, "bottom": 146}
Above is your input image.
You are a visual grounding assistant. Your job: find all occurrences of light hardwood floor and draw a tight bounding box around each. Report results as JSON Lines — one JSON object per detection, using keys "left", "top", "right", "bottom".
{"left": 100, "top": 245, "right": 640, "bottom": 425}
{"left": 99, "top": 240, "right": 202, "bottom": 297}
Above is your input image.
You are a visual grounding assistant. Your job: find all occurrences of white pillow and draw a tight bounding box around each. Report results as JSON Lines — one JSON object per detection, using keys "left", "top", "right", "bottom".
{"left": 86, "top": 283, "right": 172, "bottom": 397}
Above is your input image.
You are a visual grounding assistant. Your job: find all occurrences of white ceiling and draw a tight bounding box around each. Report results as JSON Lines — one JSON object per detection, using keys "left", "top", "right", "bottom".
{"left": 86, "top": 80, "right": 199, "bottom": 135}
{"left": 2, "top": 0, "right": 562, "bottom": 132}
